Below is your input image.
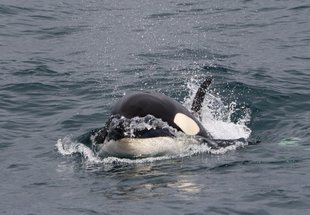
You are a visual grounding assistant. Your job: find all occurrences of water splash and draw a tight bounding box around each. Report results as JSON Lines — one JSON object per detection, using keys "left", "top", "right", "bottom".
{"left": 56, "top": 135, "right": 102, "bottom": 163}
{"left": 184, "top": 77, "right": 252, "bottom": 140}
{"left": 56, "top": 135, "right": 245, "bottom": 165}
{"left": 56, "top": 77, "right": 252, "bottom": 165}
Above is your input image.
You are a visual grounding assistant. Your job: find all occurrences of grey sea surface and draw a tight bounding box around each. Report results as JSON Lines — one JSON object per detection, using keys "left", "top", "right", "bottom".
{"left": 1, "top": 0, "right": 309, "bottom": 214}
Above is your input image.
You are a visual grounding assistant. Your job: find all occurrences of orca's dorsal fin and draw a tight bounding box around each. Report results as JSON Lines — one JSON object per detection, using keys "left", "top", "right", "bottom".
{"left": 191, "top": 77, "right": 213, "bottom": 113}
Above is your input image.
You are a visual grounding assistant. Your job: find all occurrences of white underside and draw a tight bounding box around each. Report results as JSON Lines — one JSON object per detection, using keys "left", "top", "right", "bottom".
{"left": 98, "top": 137, "right": 188, "bottom": 157}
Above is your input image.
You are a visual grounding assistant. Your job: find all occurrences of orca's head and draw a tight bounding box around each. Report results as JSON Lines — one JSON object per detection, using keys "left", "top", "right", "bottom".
{"left": 95, "top": 76, "right": 214, "bottom": 145}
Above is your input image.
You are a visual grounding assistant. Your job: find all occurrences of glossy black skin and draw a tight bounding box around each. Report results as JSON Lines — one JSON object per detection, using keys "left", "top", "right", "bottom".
{"left": 191, "top": 77, "right": 212, "bottom": 113}
{"left": 111, "top": 92, "right": 209, "bottom": 138}
{"left": 93, "top": 77, "right": 213, "bottom": 144}
{"left": 86, "top": 77, "right": 255, "bottom": 146}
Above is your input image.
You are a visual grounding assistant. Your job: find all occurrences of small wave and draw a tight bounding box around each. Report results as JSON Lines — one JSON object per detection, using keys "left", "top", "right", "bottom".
{"left": 56, "top": 136, "right": 102, "bottom": 163}
{"left": 1, "top": 82, "right": 59, "bottom": 95}
{"left": 289, "top": 5, "right": 310, "bottom": 11}
{"left": 278, "top": 137, "right": 302, "bottom": 147}
{"left": 0, "top": 4, "right": 36, "bottom": 15}
{"left": 56, "top": 135, "right": 246, "bottom": 165}
{"left": 147, "top": 12, "right": 177, "bottom": 19}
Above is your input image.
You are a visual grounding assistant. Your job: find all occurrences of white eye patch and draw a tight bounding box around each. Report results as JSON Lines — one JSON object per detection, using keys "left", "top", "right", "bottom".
{"left": 173, "top": 113, "right": 200, "bottom": 135}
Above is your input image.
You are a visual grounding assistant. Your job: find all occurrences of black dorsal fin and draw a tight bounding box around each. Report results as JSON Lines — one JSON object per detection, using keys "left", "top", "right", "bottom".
{"left": 191, "top": 77, "right": 213, "bottom": 113}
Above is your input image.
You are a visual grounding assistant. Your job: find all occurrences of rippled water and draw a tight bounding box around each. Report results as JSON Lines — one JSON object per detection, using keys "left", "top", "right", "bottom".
{"left": 1, "top": 0, "right": 309, "bottom": 214}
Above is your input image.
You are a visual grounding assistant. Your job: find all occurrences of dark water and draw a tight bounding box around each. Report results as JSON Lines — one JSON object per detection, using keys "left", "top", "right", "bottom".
{"left": 1, "top": 0, "right": 310, "bottom": 214}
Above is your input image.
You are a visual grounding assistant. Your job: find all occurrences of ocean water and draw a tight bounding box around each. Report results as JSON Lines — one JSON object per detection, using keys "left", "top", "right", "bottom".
{"left": 1, "top": 0, "right": 309, "bottom": 214}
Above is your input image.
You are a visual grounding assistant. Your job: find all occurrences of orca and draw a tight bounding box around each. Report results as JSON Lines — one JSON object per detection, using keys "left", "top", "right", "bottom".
{"left": 93, "top": 77, "right": 213, "bottom": 147}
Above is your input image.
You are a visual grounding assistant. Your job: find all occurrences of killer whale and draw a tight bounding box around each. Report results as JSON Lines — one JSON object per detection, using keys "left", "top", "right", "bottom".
{"left": 94, "top": 77, "right": 213, "bottom": 145}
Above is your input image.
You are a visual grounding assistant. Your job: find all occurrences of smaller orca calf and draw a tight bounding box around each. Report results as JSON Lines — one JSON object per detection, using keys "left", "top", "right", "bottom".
{"left": 94, "top": 77, "right": 213, "bottom": 145}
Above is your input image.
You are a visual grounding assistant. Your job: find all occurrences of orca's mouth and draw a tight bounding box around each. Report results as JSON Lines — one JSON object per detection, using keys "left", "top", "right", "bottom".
{"left": 94, "top": 115, "right": 177, "bottom": 143}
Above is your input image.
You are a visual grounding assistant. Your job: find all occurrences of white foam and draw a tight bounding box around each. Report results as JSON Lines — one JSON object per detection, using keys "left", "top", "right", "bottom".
{"left": 56, "top": 136, "right": 102, "bottom": 163}
{"left": 56, "top": 135, "right": 246, "bottom": 165}
{"left": 184, "top": 77, "right": 252, "bottom": 140}
{"left": 56, "top": 77, "right": 252, "bottom": 164}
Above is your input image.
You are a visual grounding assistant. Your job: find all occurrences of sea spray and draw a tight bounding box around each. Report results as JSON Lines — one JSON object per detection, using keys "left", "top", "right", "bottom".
{"left": 56, "top": 77, "right": 251, "bottom": 164}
